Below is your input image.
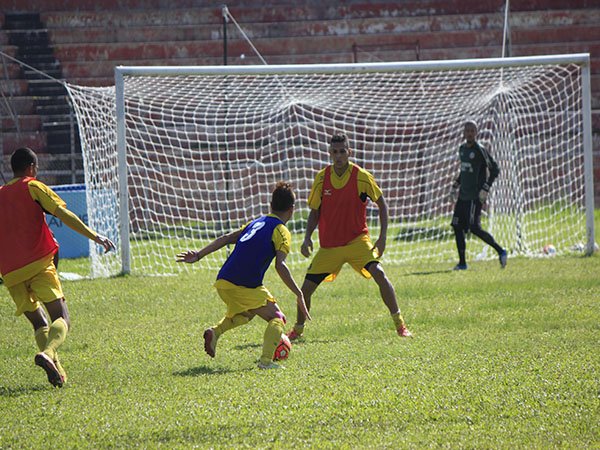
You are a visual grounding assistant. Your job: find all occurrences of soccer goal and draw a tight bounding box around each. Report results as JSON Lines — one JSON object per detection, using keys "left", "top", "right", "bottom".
{"left": 65, "top": 54, "right": 594, "bottom": 277}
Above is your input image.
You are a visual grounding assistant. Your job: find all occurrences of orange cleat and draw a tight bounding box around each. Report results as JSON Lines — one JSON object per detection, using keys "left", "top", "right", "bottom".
{"left": 286, "top": 328, "right": 303, "bottom": 341}
{"left": 397, "top": 324, "right": 413, "bottom": 338}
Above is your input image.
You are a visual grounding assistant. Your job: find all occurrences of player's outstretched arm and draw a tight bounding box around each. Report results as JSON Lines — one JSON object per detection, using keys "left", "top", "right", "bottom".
{"left": 54, "top": 206, "right": 115, "bottom": 253}
{"left": 176, "top": 229, "right": 241, "bottom": 263}
{"left": 301, "top": 208, "right": 319, "bottom": 258}
{"left": 274, "top": 250, "right": 311, "bottom": 321}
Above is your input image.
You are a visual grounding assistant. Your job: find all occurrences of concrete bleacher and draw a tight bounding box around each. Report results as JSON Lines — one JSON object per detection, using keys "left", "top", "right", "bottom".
{"left": 1, "top": 0, "right": 599, "bottom": 198}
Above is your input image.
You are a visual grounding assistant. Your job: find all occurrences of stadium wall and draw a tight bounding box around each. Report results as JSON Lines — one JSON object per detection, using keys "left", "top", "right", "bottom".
{"left": 1, "top": 0, "right": 599, "bottom": 204}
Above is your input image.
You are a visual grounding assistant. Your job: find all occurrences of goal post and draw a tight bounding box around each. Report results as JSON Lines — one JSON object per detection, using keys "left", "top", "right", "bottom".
{"left": 67, "top": 53, "right": 594, "bottom": 277}
{"left": 115, "top": 69, "right": 131, "bottom": 274}
{"left": 581, "top": 58, "right": 595, "bottom": 256}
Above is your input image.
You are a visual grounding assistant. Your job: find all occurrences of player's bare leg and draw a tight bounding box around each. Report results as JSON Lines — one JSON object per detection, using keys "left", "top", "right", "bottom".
{"left": 367, "top": 262, "right": 412, "bottom": 337}
{"left": 287, "top": 278, "right": 318, "bottom": 340}
{"left": 24, "top": 308, "right": 48, "bottom": 331}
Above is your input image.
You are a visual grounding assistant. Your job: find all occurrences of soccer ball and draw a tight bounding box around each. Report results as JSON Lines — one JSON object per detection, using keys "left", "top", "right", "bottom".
{"left": 273, "top": 334, "right": 291, "bottom": 361}
{"left": 543, "top": 244, "right": 557, "bottom": 256}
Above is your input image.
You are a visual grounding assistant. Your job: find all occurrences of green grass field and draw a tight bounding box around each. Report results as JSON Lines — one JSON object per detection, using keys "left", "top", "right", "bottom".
{"left": 1, "top": 246, "right": 599, "bottom": 447}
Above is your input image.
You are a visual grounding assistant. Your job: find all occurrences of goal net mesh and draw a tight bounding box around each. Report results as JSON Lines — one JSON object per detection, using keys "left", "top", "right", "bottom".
{"left": 66, "top": 60, "right": 588, "bottom": 277}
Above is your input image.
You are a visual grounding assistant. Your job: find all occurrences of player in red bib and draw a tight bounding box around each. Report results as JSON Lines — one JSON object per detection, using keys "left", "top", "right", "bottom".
{"left": 287, "top": 133, "right": 412, "bottom": 340}
{"left": 0, "top": 147, "right": 115, "bottom": 387}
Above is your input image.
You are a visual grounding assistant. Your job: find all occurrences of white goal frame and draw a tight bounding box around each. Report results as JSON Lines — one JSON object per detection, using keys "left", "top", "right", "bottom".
{"left": 111, "top": 53, "right": 594, "bottom": 275}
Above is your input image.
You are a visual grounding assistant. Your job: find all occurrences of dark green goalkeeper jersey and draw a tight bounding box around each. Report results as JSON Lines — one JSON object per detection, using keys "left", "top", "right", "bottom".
{"left": 456, "top": 142, "right": 500, "bottom": 201}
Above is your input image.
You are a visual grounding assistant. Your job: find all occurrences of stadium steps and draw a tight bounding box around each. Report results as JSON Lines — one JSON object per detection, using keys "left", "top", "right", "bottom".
{"left": 39, "top": 14, "right": 506, "bottom": 44}
{"left": 2, "top": 14, "right": 79, "bottom": 182}
{"left": 1, "top": 96, "right": 35, "bottom": 116}
{"left": 2, "top": 1, "right": 599, "bottom": 198}
{"left": 0, "top": 60, "right": 23, "bottom": 79}
{"left": 40, "top": 9, "right": 600, "bottom": 60}
{"left": 44, "top": 8, "right": 600, "bottom": 70}
{"left": 54, "top": 20, "right": 588, "bottom": 63}
{"left": 1, "top": 115, "right": 41, "bottom": 132}
{"left": 41, "top": 9, "right": 600, "bottom": 46}
{"left": 2, "top": 131, "right": 46, "bottom": 153}
{"left": 2, "top": 12, "right": 79, "bottom": 162}
{"left": 33, "top": 0, "right": 598, "bottom": 27}
{"left": 0, "top": 79, "right": 28, "bottom": 96}
{"left": 7, "top": 6, "right": 600, "bottom": 90}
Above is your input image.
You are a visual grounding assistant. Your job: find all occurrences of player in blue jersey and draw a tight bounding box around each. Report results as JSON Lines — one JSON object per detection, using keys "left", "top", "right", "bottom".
{"left": 450, "top": 121, "right": 507, "bottom": 270}
{"left": 176, "top": 182, "right": 310, "bottom": 369}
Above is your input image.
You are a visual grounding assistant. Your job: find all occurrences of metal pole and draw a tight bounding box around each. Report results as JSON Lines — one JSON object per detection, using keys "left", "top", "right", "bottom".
{"left": 115, "top": 53, "right": 591, "bottom": 76}
{"left": 502, "top": 0, "right": 511, "bottom": 58}
{"left": 581, "top": 56, "right": 595, "bottom": 256}
{"left": 221, "top": 5, "right": 231, "bottom": 246}
{"left": 70, "top": 110, "right": 76, "bottom": 183}
{"left": 115, "top": 68, "right": 131, "bottom": 274}
{"left": 222, "top": 5, "right": 229, "bottom": 66}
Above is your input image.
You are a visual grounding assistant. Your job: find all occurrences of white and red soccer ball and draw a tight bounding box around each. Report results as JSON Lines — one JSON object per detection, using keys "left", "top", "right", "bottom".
{"left": 273, "top": 334, "right": 291, "bottom": 361}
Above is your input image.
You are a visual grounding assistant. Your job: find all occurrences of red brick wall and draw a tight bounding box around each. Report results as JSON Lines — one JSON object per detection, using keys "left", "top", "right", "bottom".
{"left": 1, "top": 1, "right": 599, "bottom": 203}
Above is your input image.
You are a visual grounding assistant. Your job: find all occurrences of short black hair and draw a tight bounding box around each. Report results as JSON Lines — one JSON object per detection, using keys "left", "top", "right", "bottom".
{"left": 271, "top": 181, "right": 295, "bottom": 212}
{"left": 11, "top": 147, "right": 38, "bottom": 174}
{"left": 464, "top": 120, "right": 478, "bottom": 130}
{"left": 330, "top": 133, "right": 349, "bottom": 147}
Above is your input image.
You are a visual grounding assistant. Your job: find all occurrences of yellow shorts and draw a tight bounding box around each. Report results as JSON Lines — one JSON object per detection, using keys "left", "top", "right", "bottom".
{"left": 6, "top": 262, "right": 64, "bottom": 316}
{"left": 307, "top": 234, "right": 379, "bottom": 282}
{"left": 214, "top": 279, "right": 276, "bottom": 318}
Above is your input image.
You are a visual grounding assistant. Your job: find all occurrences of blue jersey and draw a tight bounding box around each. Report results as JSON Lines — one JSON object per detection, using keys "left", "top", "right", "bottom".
{"left": 217, "top": 215, "right": 284, "bottom": 288}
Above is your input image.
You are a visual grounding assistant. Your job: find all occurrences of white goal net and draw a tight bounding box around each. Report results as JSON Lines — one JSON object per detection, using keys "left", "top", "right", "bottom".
{"left": 66, "top": 55, "right": 594, "bottom": 277}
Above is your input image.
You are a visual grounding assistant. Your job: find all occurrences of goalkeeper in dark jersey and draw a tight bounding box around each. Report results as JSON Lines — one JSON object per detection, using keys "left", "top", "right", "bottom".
{"left": 450, "top": 121, "right": 507, "bottom": 270}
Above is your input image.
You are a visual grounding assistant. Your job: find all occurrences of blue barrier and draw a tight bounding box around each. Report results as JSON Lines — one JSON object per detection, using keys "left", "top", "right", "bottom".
{"left": 47, "top": 184, "right": 89, "bottom": 258}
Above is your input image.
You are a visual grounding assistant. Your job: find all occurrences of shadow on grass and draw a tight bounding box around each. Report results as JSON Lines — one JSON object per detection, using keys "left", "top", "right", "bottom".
{"left": 233, "top": 343, "right": 261, "bottom": 350}
{"left": 401, "top": 269, "right": 454, "bottom": 276}
{"left": 173, "top": 365, "right": 253, "bottom": 376}
{"left": 0, "top": 385, "right": 49, "bottom": 397}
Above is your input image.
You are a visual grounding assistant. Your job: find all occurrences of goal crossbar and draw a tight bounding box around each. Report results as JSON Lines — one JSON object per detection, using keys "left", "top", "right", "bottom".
{"left": 115, "top": 53, "right": 591, "bottom": 76}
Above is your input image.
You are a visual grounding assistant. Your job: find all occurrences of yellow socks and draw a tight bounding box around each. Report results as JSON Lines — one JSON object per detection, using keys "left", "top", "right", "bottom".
{"left": 43, "top": 318, "right": 68, "bottom": 361}
{"left": 391, "top": 311, "right": 406, "bottom": 329}
{"left": 35, "top": 323, "right": 67, "bottom": 382}
{"left": 213, "top": 314, "right": 250, "bottom": 338}
{"left": 260, "top": 318, "right": 285, "bottom": 364}
{"left": 34, "top": 326, "right": 49, "bottom": 351}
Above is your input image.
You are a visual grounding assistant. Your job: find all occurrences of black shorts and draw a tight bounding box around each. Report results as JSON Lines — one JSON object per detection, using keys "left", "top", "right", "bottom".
{"left": 451, "top": 199, "right": 482, "bottom": 231}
